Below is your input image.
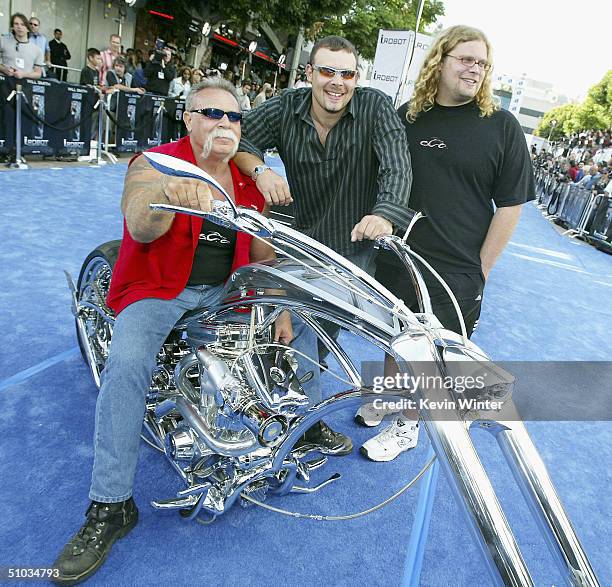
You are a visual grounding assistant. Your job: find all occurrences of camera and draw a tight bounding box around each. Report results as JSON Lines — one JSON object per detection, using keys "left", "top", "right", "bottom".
{"left": 152, "top": 38, "right": 166, "bottom": 63}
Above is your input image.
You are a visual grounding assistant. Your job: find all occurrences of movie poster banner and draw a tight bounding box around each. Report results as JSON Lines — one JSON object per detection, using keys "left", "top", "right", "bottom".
{"left": 55, "top": 83, "right": 96, "bottom": 155}
{"left": 138, "top": 94, "right": 165, "bottom": 151}
{"left": 162, "top": 97, "right": 187, "bottom": 144}
{"left": 0, "top": 77, "right": 95, "bottom": 156}
{"left": 370, "top": 30, "right": 431, "bottom": 106}
{"left": 370, "top": 29, "right": 413, "bottom": 103}
{"left": 115, "top": 92, "right": 165, "bottom": 152}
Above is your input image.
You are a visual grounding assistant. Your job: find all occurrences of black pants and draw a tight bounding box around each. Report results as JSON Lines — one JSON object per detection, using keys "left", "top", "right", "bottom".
{"left": 375, "top": 260, "right": 485, "bottom": 339}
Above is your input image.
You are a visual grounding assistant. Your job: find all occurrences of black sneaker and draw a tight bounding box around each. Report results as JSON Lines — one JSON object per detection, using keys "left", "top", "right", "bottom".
{"left": 52, "top": 498, "right": 138, "bottom": 585}
{"left": 295, "top": 421, "right": 353, "bottom": 456}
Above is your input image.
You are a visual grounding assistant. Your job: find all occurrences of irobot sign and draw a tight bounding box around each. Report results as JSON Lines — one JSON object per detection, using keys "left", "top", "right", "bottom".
{"left": 370, "top": 30, "right": 431, "bottom": 106}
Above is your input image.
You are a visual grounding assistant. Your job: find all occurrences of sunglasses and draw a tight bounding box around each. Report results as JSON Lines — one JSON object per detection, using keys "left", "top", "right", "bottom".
{"left": 312, "top": 65, "right": 357, "bottom": 80}
{"left": 189, "top": 107, "right": 242, "bottom": 123}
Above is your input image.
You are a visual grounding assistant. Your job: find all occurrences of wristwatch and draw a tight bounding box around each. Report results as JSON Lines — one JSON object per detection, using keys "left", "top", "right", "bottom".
{"left": 251, "top": 165, "right": 271, "bottom": 182}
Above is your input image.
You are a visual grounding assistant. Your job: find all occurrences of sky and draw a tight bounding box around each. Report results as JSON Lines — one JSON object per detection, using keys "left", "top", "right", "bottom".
{"left": 434, "top": 0, "right": 611, "bottom": 100}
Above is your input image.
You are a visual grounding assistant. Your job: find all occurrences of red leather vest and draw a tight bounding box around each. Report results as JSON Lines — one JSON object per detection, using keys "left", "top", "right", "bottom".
{"left": 106, "top": 136, "right": 264, "bottom": 314}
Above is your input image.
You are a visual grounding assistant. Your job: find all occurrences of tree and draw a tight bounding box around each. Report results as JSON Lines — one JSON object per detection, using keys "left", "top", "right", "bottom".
{"left": 205, "top": 0, "right": 355, "bottom": 36}
{"left": 536, "top": 104, "right": 577, "bottom": 141}
{"left": 315, "top": 0, "right": 445, "bottom": 60}
{"left": 535, "top": 70, "right": 612, "bottom": 139}
{"left": 587, "top": 70, "right": 612, "bottom": 122}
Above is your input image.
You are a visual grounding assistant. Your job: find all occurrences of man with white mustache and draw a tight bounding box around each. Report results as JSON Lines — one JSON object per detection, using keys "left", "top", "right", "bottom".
{"left": 52, "top": 78, "right": 294, "bottom": 585}
{"left": 201, "top": 127, "right": 239, "bottom": 161}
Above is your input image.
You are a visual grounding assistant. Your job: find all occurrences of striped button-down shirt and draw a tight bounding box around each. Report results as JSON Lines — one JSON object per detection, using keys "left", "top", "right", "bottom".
{"left": 239, "top": 87, "right": 413, "bottom": 256}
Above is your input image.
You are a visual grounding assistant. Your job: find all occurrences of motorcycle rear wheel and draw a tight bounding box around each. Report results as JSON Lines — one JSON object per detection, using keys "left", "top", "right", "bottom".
{"left": 75, "top": 240, "right": 121, "bottom": 387}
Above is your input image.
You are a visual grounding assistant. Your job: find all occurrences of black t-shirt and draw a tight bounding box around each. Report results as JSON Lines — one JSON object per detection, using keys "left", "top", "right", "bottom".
{"left": 187, "top": 219, "right": 237, "bottom": 286}
{"left": 80, "top": 66, "right": 99, "bottom": 86}
{"left": 381, "top": 101, "right": 535, "bottom": 273}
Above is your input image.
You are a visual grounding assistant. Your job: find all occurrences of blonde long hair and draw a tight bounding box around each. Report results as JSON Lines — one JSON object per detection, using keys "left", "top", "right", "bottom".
{"left": 407, "top": 25, "right": 498, "bottom": 122}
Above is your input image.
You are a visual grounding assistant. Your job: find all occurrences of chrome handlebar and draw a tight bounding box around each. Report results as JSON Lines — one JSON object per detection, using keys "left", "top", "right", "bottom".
{"left": 144, "top": 150, "right": 468, "bottom": 341}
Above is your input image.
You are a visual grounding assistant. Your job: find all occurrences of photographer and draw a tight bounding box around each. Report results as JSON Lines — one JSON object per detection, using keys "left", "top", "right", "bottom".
{"left": 144, "top": 45, "right": 175, "bottom": 96}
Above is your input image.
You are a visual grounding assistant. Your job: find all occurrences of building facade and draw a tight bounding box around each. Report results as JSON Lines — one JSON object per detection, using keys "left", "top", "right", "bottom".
{"left": 493, "top": 73, "right": 570, "bottom": 135}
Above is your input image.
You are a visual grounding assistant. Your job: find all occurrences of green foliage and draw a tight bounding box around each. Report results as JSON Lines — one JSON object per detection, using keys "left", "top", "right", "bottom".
{"left": 205, "top": 0, "right": 354, "bottom": 34}
{"left": 204, "top": 0, "right": 444, "bottom": 60}
{"left": 536, "top": 105, "right": 577, "bottom": 141}
{"left": 535, "top": 70, "right": 612, "bottom": 139}
{"left": 586, "top": 70, "right": 612, "bottom": 121}
{"left": 316, "top": 0, "right": 445, "bottom": 60}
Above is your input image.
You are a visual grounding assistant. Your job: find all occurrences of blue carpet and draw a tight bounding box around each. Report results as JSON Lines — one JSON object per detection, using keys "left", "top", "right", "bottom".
{"left": 0, "top": 164, "right": 610, "bottom": 586}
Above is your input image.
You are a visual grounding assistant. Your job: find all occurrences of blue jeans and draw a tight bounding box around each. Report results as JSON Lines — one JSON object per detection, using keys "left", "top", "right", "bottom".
{"left": 89, "top": 284, "right": 319, "bottom": 503}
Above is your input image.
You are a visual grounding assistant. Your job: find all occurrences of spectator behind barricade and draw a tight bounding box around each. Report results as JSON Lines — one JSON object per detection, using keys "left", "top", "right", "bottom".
{"left": 191, "top": 68, "right": 203, "bottom": 84}
{"left": 294, "top": 72, "right": 311, "bottom": 88}
{"left": 79, "top": 47, "right": 104, "bottom": 141}
{"left": 125, "top": 48, "right": 137, "bottom": 74}
{"left": 604, "top": 172, "right": 612, "bottom": 198}
{"left": 586, "top": 163, "right": 605, "bottom": 191}
{"left": 593, "top": 142, "right": 612, "bottom": 165}
{"left": 144, "top": 46, "right": 175, "bottom": 96}
{"left": 130, "top": 50, "right": 151, "bottom": 89}
{"left": 574, "top": 162, "right": 586, "bottom": 183}
{"left": 80, "top": 47, "right": 103, "bottom": 89}
{"left": 28, "top": 17, "right": 50, "bottom": 69}
{"left": 577, "top": 165, "right": 596, "bottom": 188}
{"left": 568, "top": 160, "right": 579, "bottom": 181}
{"left": 135, "top": 49, "right": 145, "bottom": 68}
{"left": 168, "top": 66, "right": 191, "bottom": 98}
{"left": 49, "top": 28, "right": 70, "bottom": 81}
{"left": 0, "top": 12, "right": 44, "bottom": 80}
{"left": 236, "top": 80, "right": 251, "bottom": 111}
{"left": 253, "top": 82, "right": 272, "bottom": 108}
{"left": 249, "top": 82, "right": 260, "bottom": 103}
{"left": 100, "top": 34, "right": 122, "bottom": 87}
{"left": 592, "top": 171, "right": 609, "bottom": 195}
{"left": 106, "top": 56, "right": 144, "bottom": 96}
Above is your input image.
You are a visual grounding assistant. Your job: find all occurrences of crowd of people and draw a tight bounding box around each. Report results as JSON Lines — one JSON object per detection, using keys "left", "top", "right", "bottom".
{"left": 76, "top": 34, "right": 280, "bottom": 106}
{"left": 0, "top": 12, "right": 278, "bottom": 110}
{"left": 535, "top": 129, "right": 612, "bottom": 196}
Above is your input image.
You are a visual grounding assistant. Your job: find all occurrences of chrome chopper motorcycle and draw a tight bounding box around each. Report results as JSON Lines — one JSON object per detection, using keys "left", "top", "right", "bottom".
{"left": 66, "top": 152, "right": 599, "bottom": 586}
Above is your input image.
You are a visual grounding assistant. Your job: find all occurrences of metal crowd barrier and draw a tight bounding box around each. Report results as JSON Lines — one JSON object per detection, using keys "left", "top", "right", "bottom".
{"left": 534, "top": 169, "right": 601, "bottom": 241}
{"left": 585, "top": 194, "right": 612, "bottom": 252}
{"left": 1, "top": 75, "right": 187, "bottom": 168}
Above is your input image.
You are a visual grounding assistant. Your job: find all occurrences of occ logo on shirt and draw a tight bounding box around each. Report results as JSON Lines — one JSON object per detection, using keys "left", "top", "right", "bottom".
{"left": 199, "top": 231, "right": 231, "bottom": 246}
{"left": 419, "top": 137, "right": 447, "bottom": 149}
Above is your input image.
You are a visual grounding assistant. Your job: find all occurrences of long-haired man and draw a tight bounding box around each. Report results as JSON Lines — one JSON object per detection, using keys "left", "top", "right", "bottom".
{"left": 359, "top": 25, "right": 536, "bottom": 461}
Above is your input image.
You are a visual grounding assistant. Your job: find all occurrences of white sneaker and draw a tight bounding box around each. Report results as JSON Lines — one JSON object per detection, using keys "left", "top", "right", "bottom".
{"left": 360, "top": 418, "right": 419, "bottom": 462}
{"left": 355, "top": 403, "right": 391, "bottom": 427}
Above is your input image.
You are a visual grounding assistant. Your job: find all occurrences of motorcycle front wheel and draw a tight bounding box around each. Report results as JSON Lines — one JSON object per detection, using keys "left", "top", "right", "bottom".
{"left": 75, "top": 240, "right": 121, "bottom": 388}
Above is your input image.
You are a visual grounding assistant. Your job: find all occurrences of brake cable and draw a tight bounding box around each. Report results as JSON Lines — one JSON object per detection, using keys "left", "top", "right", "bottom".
{"left": 240, "top": 454, "right": 436, "bottom": 521}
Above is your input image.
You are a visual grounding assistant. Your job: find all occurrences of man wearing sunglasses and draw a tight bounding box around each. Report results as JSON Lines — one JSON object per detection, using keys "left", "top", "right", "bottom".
{"left": 28, "top": 17, "right": 51, "bottom": 70}
{"left": 51, "top": 78, "right": 295, "bottom": 585}
{"left": 236, "top": 35, "right": 412, "bottom": 256}
{"left": 234, "top": 37, "right": 413, "bottom": 450}
{"left": 0, "top": 12, "right": 44, "bottom": 80}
